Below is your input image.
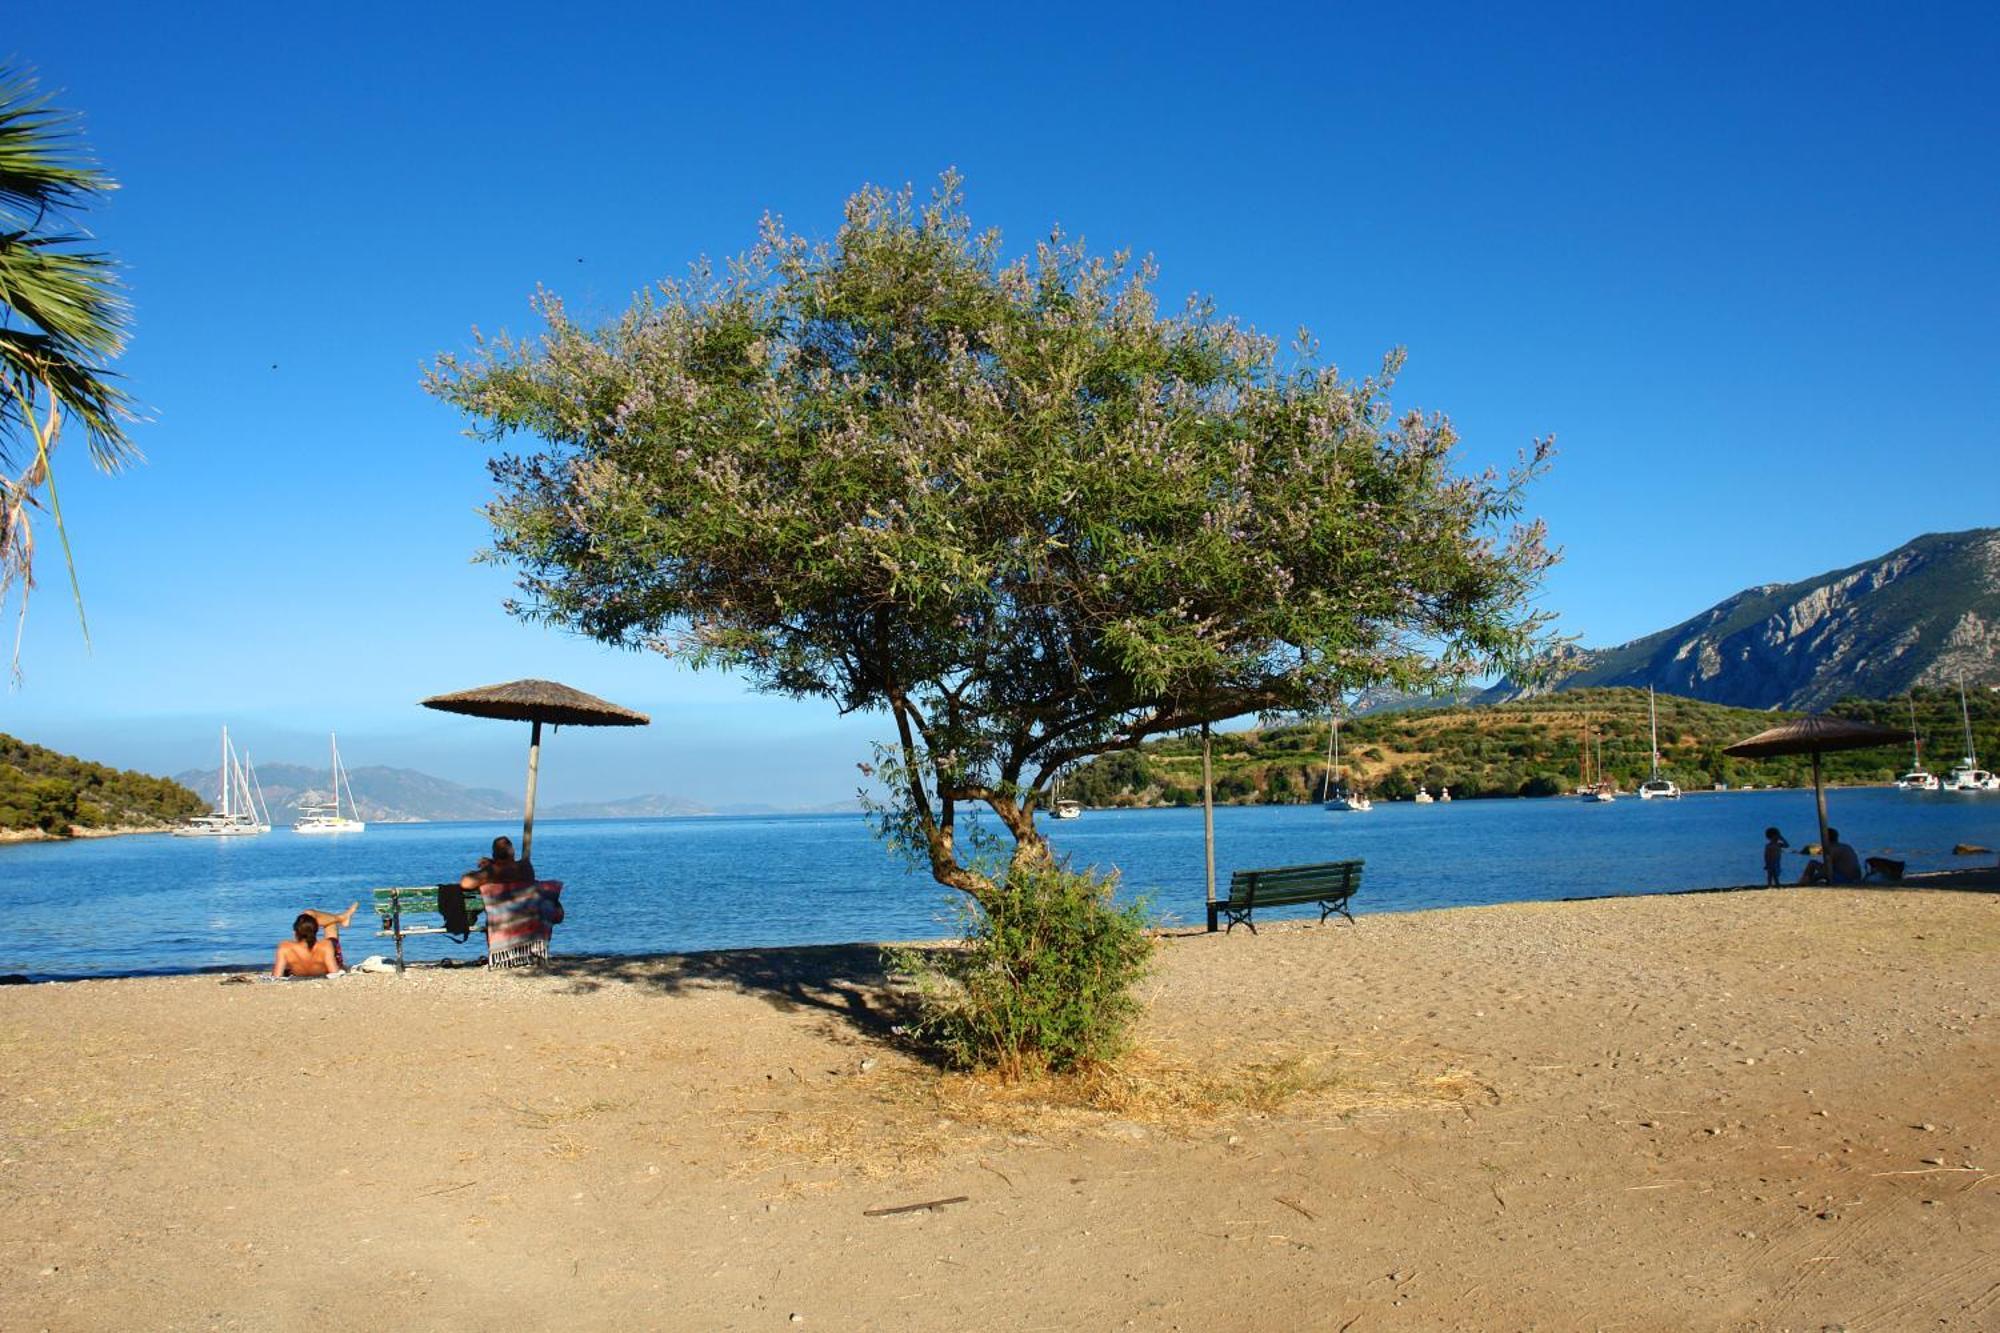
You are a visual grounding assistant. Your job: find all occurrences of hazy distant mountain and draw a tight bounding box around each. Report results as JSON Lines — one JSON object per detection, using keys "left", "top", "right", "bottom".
{"left": 1483, "top": 528, "right": 2000, "bottom": 710}
{"left": 165, "top": 763, "right": 862, "bottom": 822}
{"left": 541, "top": 793, "right": 711, "bottom": 819}
{"left": 172, "top": 763, "right": 521, "bottom": 823}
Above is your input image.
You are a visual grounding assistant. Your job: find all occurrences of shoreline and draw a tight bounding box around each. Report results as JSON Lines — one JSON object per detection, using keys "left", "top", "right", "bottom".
{"left": 11, "top": 870, "right": 1996, "bottom": 986}
{"left": 0, "top": 822, "right": 171, "bottom": 847}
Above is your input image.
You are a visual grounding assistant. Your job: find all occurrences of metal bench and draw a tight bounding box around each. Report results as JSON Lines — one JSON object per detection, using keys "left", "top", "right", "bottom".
{"left": 373, "top": 884, "right": 487, "bottom": 973}
{"left": 1208, "top": 859, "right": 1363, "bottom": 934}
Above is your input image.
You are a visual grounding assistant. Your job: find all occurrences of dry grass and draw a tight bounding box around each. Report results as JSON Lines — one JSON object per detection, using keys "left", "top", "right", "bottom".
{"left": 729, "top": 1040, "right": 1494, "bottom": 1179}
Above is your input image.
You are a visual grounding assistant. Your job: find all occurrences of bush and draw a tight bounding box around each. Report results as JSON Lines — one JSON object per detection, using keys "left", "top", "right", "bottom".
{"left": 889, "top": 859, "right": 1155, "bottom": 1078}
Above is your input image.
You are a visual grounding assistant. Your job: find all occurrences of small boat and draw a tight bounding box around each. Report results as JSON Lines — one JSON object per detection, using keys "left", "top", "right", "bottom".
{"left": 174, "top": 727, "right": 271, "bottom": 837}
{"left": 1321, "top": 712, "right": 1373, "bottom": 812}
{"left": 1437, "top": 786, "right": 1452, "bottom": 802}
{"left": 1943, "top": 678, "right": 1998, "bottom": 792}
{"left": 1049, "top": 769, "right": 1082, "bottom": 819}
{"left": 1412, "top": 785, "right": 1435, "bottom": 804}
{"left": 1580, "top": 722, "right": 1616, "bottom": 801}
{"left": 1896, "top": 694, "right": 1940, "bottom": 789}
{"left": 1636, "top": 688, "right": 1681, "bottom": 799}
{"left": 294, "top": 732, "right": 367, "bottom": 834}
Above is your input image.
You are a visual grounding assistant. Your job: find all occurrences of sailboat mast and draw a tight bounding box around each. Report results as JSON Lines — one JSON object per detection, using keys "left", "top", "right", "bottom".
{"left": 1321, "top": 719, "right": 1335, "bottom": 802}
{"left": 1962, "top": 677, "right": 1978, "bottom": 766}
{"left": 1909, "top": 695, "right": 1922, "bottom": 768}
{"left": 1649, "top": 687, "right": 1660, "bottom": 780}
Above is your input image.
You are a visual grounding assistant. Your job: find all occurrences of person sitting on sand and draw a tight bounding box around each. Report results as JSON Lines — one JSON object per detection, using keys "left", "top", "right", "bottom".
{"left": 273, "top": 913, "right": 345, "bottom": 978}
{"left": 1801, "top": 827, "right": 1863, "bottom": 885}
{"left": 1763, "top": 827, "right": 1789, "bottom": 887}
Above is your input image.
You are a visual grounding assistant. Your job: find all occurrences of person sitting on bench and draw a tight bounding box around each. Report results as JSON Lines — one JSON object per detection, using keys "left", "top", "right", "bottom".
{"left": 1801, "top": 827, "right": 1862, "bottom": 885}
{"left": 460, "top": 835, "right": 535, "bottom": 891}
{"left": 273, "top": 913, "right": 345, "bottom": 978}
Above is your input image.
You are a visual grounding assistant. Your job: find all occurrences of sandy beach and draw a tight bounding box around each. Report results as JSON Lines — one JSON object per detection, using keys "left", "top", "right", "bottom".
{"left": 3, "top": 885, "right": 1996, "bottom": 1330}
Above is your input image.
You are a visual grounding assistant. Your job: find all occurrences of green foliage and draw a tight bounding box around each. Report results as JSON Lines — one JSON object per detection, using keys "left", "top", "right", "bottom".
{"left": 887, "top": 859, "right": 1154, "bottom": 1077}
{"left": 1068, "top": 686, "right": 1995, "bottom": 805}
{"left": 1, "top": 66, "right": 137, "bottom": 663}
{"left": 429, "top": 173, "right": 1556, "bottom": 902}
{"left": 0, "top": 732, "right": 205, "bottom": 834}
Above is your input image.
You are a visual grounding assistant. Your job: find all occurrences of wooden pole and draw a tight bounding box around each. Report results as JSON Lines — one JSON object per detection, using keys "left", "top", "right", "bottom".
{"left": 1811, "top": 749, "right": 1830, "bottom": 886}
{"left": 1202, "top": 721, "right": 1217, "bottom": 930}
{"left": 522, "top": 718, "right": 543, "bottom": 864}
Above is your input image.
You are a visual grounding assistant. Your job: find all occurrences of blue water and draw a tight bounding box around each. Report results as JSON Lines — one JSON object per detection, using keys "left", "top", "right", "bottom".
{"left": 3, "top": 789, "right": 1997, "bottom": 979}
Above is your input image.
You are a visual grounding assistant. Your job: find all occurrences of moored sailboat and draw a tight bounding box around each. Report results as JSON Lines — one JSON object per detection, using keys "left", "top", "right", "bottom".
{"left": 1321, "top": 713, "right": 1372, "bottom": 812}
{"left": 1944, "top": 678, "right": 1999, "bottom": 792}
{"left": 1636, "top": 687, "right": 1681, "bottom": 800}
{"left": 173, "top": 727, "right": 271, "bottom": 837}
{"left": 294, "top": 733, "right": 367, "bottom": 834}
{"left": 1894, "top": 694, "right": 1939, "bottom": 790}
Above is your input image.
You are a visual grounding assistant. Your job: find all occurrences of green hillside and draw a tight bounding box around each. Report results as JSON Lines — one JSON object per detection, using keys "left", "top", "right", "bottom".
{"left": 0, "top": 734, "right": 207, "bottom": 835}
{"left": 1065, "top": 687, "right": 2000, "bottom": 806}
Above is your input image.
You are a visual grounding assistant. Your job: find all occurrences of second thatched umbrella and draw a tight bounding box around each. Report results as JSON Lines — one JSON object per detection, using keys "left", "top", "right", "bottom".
{"left": 1723, "top": 715, "right": 1911, "bottom": 880}
{"left": 420, "top": 679, "right": 651, "bottom": 862}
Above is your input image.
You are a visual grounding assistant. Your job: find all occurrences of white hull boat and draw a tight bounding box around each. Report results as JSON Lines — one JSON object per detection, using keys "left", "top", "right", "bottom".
{"left": 1637, "top": 689, "right": 1680, "bottom": 799}
{"left": 1320, "top": 710, "right": 1373, "bottom": 812}
{"left": 294, "top": 733, "right": 367, "bottom": 834}
{"left": 1944, "top": 679, "right": 1996, "bottom": 792}
{"left": 174, "top": 727, "right": 271, "bottom": 837}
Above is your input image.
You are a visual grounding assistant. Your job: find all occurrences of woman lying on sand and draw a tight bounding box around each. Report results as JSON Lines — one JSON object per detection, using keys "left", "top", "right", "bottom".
{"left": 272, "top": 907, "right": 353, "bottom": 978}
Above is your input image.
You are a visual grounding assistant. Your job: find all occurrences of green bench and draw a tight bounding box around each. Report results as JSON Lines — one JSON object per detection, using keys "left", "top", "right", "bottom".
{"left": 1208, "top": 860, "right": 1363, "bottom": 934}
{"left": 374, "top": 885, "right": 488, "bottom": 973}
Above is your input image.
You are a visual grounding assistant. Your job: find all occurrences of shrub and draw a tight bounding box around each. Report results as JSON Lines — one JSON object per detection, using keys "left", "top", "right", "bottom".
{"left": 889, "top": 859, "right": 1155, "bottom": 1078}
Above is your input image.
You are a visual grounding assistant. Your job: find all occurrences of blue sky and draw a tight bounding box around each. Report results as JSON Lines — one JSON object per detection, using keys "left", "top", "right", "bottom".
{"left": 4, "top": 2, "right": 1996, "bottom": 805}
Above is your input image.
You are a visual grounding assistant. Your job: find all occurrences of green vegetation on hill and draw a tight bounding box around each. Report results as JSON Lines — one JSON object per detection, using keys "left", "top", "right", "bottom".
{"left": 0, "top": 734, "right": 206, "bottom": 834}
{"left": 1066, "top": 687, "right": 2000, "bottom": 806}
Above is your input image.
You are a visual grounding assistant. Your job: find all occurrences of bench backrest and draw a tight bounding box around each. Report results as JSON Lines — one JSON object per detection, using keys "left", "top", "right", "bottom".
{"left": 374, "top": 885, "right": 486, "bottom": 922}
{"left": 1225, "top": 860, "right": 1364, "bottom": 908}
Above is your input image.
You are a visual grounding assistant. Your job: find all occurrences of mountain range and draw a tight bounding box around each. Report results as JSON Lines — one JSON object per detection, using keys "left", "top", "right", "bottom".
{"left": 1484, "top": 527, "right": 1999, "bottom": 710}
{"left": 167, "top": 763, "right": 855, "bottom": 823}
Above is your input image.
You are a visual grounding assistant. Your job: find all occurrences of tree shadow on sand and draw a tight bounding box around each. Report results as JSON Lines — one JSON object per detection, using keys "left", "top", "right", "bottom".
{"left": 538, "top": 942, "right": 943, "bottom": 1049}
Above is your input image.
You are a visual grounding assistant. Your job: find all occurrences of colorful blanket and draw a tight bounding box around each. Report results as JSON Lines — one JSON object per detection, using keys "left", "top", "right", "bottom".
{"left": 477, "top": 880, "right": 563, "bottom": 969}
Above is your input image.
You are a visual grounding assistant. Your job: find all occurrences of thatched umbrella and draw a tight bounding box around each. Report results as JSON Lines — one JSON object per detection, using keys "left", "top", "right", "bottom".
{"left": 1723, "top": 715, "right": 1911, "bottom": 880}
{"left": 420, "top": 679, "right": 650, "bottom": 861}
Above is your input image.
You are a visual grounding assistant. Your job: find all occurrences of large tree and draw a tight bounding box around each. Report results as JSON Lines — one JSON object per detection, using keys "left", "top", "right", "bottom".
{"left": 429, "top": 178, "right": 1555, "bottom": 902}
{"left": 0, "top": 66, "right": 135, "bottom": 662}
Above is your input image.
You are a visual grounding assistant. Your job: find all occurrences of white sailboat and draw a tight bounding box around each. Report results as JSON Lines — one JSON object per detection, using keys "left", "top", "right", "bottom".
{"left": 1582, "top": 722, "right": 1616, "bottom": 802}
{"left": 1412, "top": 785, "right": 1435, "bottom": 804}
{"left": 1944, "top": 678, "right": 1999, "bottom": 792}
{"left": 294, "top": 733, "right": 367, "bottom": 834}
{"left": 1048, "top": 767, "right": 1081, "bottom": 820}
{"left": 1895, "top": 694, "right": 1939, "bottom": 790}
{"left": 1637, "top": 687, "right": 1681, "bottom": 800}
{"left": 1321, "top": 714, "right": 1372, "bottom": 812}
{"left": 173, "top": 727, "right": 272, "bottom": 837}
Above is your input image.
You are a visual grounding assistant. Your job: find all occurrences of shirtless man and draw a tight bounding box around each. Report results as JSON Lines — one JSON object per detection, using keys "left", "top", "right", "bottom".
{"left": 272, "top": 913, "right": 345, "bottom": 978}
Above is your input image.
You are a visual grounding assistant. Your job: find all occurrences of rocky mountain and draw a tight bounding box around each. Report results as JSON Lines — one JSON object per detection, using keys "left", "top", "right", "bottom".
{"left": 1487, "top": 528, "right": 2000, "bottom": 710}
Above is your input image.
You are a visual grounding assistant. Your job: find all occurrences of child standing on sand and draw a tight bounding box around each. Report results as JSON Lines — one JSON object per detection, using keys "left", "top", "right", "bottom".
{"left": 1763, "top": 827, "right": 1789, "bottom": 887}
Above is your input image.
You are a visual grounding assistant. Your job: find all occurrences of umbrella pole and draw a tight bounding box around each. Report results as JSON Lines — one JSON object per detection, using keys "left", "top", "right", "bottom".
{"left": 1812, "top": 750, "right": 1829, "bottom": 886}
{"left": 522, "top": 719, "right": 543, "bottom": 864}
{"left": 1202, "top": 722, "right": 1217, "bottom": 931}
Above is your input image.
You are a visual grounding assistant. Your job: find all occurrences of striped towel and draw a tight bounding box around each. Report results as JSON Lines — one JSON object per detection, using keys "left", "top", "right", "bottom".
{"left": 477, "top": 880, "right": 563, "bottom": 970}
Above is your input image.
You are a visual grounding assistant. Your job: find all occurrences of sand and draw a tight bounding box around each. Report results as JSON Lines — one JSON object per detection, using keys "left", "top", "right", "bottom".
{"left": 3, "top": 886, "right": 1996, "bottom": 1330}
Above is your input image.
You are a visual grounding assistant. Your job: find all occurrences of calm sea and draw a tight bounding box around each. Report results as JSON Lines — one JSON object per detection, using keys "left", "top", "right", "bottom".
{"left": 3, "top": 788, "right": 1997, "bottom": 979}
